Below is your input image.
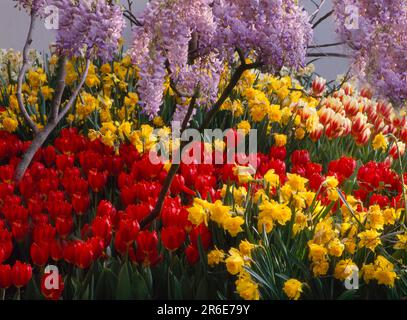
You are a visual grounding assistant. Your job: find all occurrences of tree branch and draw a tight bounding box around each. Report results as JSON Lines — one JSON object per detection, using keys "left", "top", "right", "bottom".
{"left": 310, "top": 0, "right": 327, "bottom": 23}
{"left": 17, "top": 13, "right": 39, "bottom": 135}
{"left": 199, "top": 61, "right": 262, "bottom": 131}
{"left": 56, "top": 59, "right": 91, "bottom": 123}
{"left": 50, "top": 56, "right": 68, "bottom": 122}
{"left": 14, "top": 59, "right": 91, "bottom": 182}
{"left": 123, "top": 10, "right": 143, "bottom": 27}
{"left": 308, "top": 42, "right": 345, "bottom": 49}
{"left": 307, "top": 52, "right": 350, "bottom": 58}
{"left": 312, "top": 10, "right": 334, "bottom": 29}
{"left": 139, "top": 94, "right": 198, "bottom": 229}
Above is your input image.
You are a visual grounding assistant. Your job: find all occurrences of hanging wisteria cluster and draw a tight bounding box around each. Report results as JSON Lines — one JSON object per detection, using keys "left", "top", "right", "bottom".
{"left": 333, "top": 0, "right": 407, "bottom": 104}
{"left": 211, "top": 0, "right": 312, "bottom": 71}
{"left": 54, "top": 0, "right": 125, "bottom": 61}
{"left": 131, "top": 0, "right": 313, "bottom": 119}
{"left": 15, "top": 0, "right": 125, "bottom": 61}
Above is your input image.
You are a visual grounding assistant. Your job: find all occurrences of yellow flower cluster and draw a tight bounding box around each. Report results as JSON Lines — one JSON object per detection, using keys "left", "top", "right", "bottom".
{"left": 361, "top": 256, "right": 398, "bottom": 287}
{"left": 308, "top": 218, "right": 345, "bottom": 277}
{"left": 208, "top": 240, "right": 259, "bottom": 300}
{"left": 187, "top": 199, "right": 245, "bottom": 237}
{"left": 258, "top": 200, "right": 292, "bottom": 233}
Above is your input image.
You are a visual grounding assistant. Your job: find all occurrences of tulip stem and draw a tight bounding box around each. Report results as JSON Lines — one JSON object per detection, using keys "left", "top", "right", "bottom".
{"left": 1, "top": 288, "right": 5, "bottom": 300}
{"left": 16, "top": 287, "right": 21, "bottom": 300}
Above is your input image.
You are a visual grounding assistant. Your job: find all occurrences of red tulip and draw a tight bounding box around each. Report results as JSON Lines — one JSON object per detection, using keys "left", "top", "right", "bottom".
{"left": 49, "top": 240, "right": 63, "bottom": 261}
{"left": 27, "top": 195, "right": 44, "bottom": 216}
{"left": 92, "top": 216, "right": 112, "bottom": 245}
{"left": 42, "top": 145, "right": 56, "bottom": 166}
{"left": 0, "top": 140, "right": 7, "bottom": 160}
{"left": 170, "top": 174, "right": 195, "bottom": 196}
{"left": 0, "top": 246, "right": 5, "bottom": 264}
{"left": 124, "top": 203, "right": 151, "bottom": 222}
{"left": 161, "top": 203, "right": 189, "bottom": 230}
{"left": 97, "top": 200, "right": 116, "bottom": 218}
{"left": 114, "top": 219, "right": 140, "bottom": 255}
{"left": 75, "top": 242, "right": 94, "bottom": 269}
{"left": 72, "top": 193, "right": 90, "bottom": 215}
{"left": 119, "top": 143, "right": 140, "bottom": 167}
{"left": 0, "top": 229, "right": 12, "bottom": 263}
{"left": 62, "top": 175, "right": 88, "bottom": 196}
{"left": 12, "top": 261, "right": 32, "bottom": 288}
{"left": 0, "top": 165, "right": 13, "bottom": 183}
{"left": 0, "top": 183, "right": 14, "bottom": 205}
{"left": 63, "top": 242, "right": 77, "bottom": 264}
{"left": 189, "top": 224, "right": 212, "bottom": 250}
{"left": 30, "top": 242, "right": 49, "bottom": 266}
{"left": 270, "top": 146, "right": 286, "bottom": 161}
{"left": 55, "top": 216, "right": 73, "bottom": 238}
{"left": 0, "top": 243, "right": 12, "bottom": 265}
{"left": 33, "top": 223, "right": 56, "bottom": 245}
{"left": 88, "top": 169, "right": 108, "bottom": 192}
{"left": 369, "top": 194, "right": 390, "bottom": 208}
{"left": 161, "top": 226, "right": 186, "bottom": 251}
{"left": 11, "top": 221, "right": 29, "bottom": 242}
{"left": 135, "top": 231, "right": 160, "bottom": 266}
{"left": 120, "top": 186, "right": 136, "bottom": 206}
{"left": 56, "top": 154, "right": 75, "bottom": 171}
{"left": 87, "top": 237, "right": 105, "bottom": 260}
{"left": 291, "top": 150, "right": 310, "bottom": 167}
{"left": 185, "top": 245, "right": 199, "bottom": 265}
{"left": 0, "top": 264, "right": 12, "bottom": 289}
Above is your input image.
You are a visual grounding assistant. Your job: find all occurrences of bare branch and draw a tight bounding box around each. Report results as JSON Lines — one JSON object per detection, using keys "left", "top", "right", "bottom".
{"left": 312, "top": 10, "right": 334, "bottom": 29}
{"left": 310, "top": 0, "right": 327, "bottom": 23}
{"left": 307, "top": 52, "right": 350, "bottom": 58}
{"left": 140, "top": 93, "right": 198, "bottom": 229}
{"left": 123, "top": 10, "right": 143, "bottom": 27}
{"left": 14, "top": 59, "right": 91, "bottom": 182}
{"left": 199, "top": 60, "right": 262, "bottom": 130}
{"left": 50, "top": 56, "right": 68, "bottom": 122}
{"left": 56, "top": 59, "right": 91, "bottom": 122}
{"left": 17, "top": 13, "right": 39, "bottom": 135}
{"left": 308, "top": 42, "right": 345, "bottom": 49}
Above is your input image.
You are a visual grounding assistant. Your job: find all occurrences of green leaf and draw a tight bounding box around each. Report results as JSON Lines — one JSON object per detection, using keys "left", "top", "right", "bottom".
{"left": 196, "top": 234, "right": 208, "bottom": 273}
{"left": 195, "top": 278, "right": 208, "bottom": 300}
{"left": 24, "top": 278, "right": 43, "bottom": 300}
{"left": 180, "top": 276, "right": 193, "bottom": 298}
{"left": 95, "top": 268, "right": 117, "bottom": 300}
{"left": 132, "top": 271, "right": 150, "bottom": 299}
{"left": 142, "top": 267, "right": 154, "bottom": 293}
{"left": 168, "top": 272, "right": 183, "bottom": 300}
{"left": 337, "top": 289, "right": 358, "bottom": 300}
{"left": 116, "top": 262, "right": 134, "bottom": 300}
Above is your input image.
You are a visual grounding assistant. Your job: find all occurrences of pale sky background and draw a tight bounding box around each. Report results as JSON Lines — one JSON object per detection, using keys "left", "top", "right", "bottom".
{"left": 0, "top": 0, "right": 350, "bottom": 81}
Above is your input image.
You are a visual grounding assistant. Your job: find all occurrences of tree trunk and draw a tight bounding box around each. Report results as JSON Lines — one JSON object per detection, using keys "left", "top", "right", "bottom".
{"left": 14, "top": 121, "right": 58, "bottom": 182}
